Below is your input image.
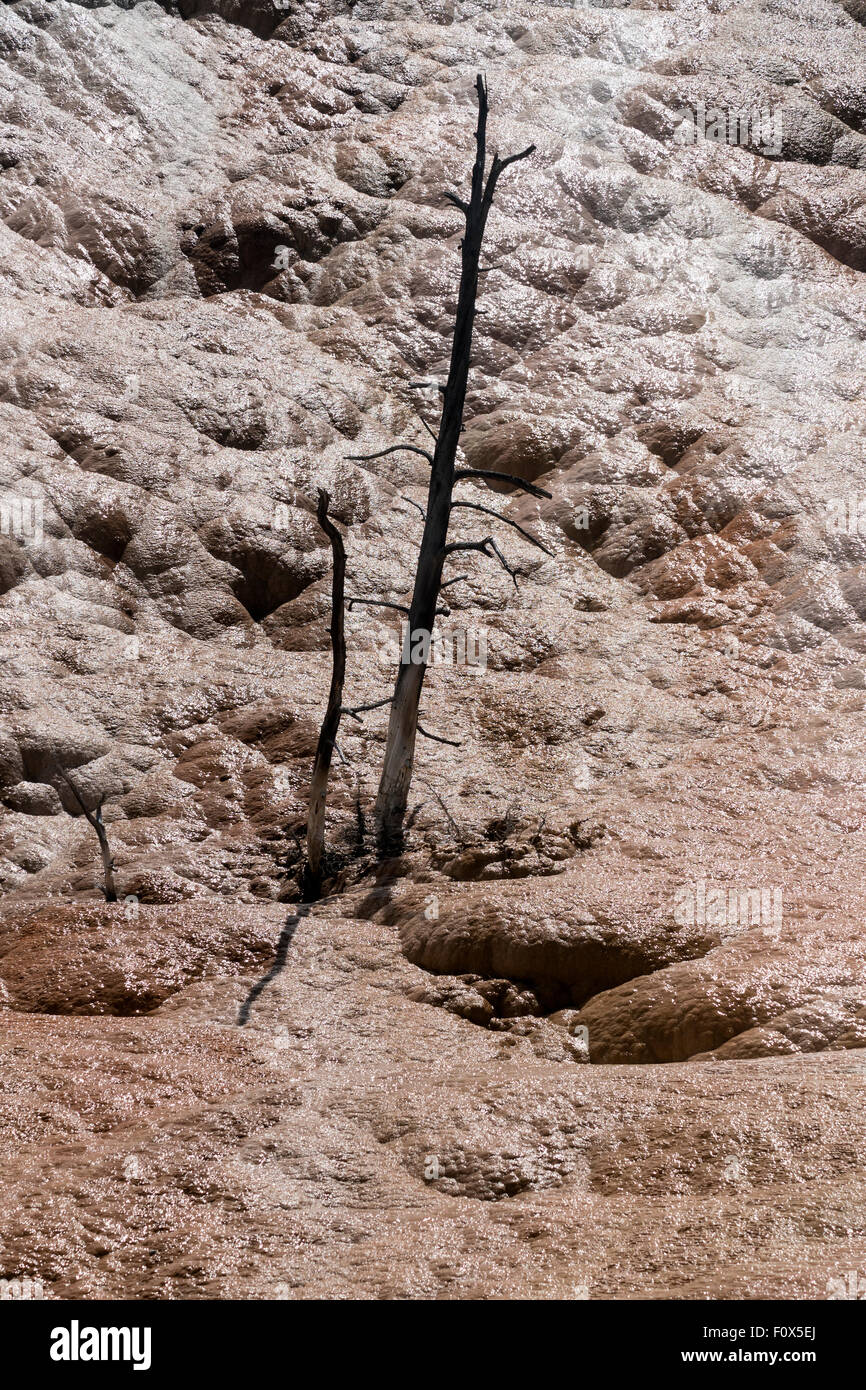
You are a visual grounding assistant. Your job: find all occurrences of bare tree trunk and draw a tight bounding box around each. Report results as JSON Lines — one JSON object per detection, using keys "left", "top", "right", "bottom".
{"left": 93, "top": 809, "right": 118, "bottom": 903}
{"left": 55, "top": 768, "right": 118, "bottom": 903}
{"left": 302, "top": 488, "right": 346, "bottom": 899}
{"left": 375, "top": 75, "right": 534, "bottom": 852}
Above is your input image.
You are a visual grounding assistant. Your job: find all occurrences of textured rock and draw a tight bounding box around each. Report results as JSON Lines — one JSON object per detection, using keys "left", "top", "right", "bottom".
{"left": 0, "top": 901, "right": 285, "bottom": 1014}
{"left": 1, "top": 912, "right": 865, "bottom": 1299}
{"left": 580, "top": 918, "right": 866, "bottom": 1064}
{"left": 2, "top": 0, "right": 866, "bottom": 1299}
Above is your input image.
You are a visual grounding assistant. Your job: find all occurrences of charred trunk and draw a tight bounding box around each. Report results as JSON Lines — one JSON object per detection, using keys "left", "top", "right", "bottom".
{"left": 302, "top": 489, "right": 347, "bottom": 900}
{"left": 375, "top": 76, "right": 534, "bottom": 852}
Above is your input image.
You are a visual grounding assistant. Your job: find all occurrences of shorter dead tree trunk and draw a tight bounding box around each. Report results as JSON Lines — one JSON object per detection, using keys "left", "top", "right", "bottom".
{"left": 56, "top": 767, "right": 118, "bottom": 903}
{"left": 302, "top": 489, "right": 347, "bottom": 901}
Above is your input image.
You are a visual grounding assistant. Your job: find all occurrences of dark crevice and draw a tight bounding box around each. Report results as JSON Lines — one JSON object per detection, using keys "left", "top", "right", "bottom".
{"left": 839, "top": 0, "right": 866, "bottom": 25}
{"left": 5, "top": 989, "right": 178, "bottom": 1018}
{"left": 201, "top": 541, "right": 326, "bottom": 623}
{"left": 636, "top": 422, "right": 704, "bottom": 469}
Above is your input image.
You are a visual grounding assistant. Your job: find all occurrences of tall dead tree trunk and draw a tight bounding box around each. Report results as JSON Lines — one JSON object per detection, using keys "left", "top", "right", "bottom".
{"left": 373, "top": 75, "right": 538, "bottom": 852}
{"left": 302, "top": 488, "right": 347, "bottom": 900}
{"left": 56, "top": 767, "right": 118, "bottom": 903}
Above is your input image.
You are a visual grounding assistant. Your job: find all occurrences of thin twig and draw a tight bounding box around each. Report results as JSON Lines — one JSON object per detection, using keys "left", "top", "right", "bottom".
{"left": 444, "top": 536, "right": 520, "bottom": 587}
{"left": 346, "top": 444, "right": 433, "bottom": 466}
{"left": 418, "top": 722, "right": 462, "bottom": 747}
{"left": 450, "top": 500, "right": 554, "bottom": 554}
{"left": 414, "top": 773, "right": 462, "bottom": 836}
{"left": 408, "top": 381, "right": 445, "bottom": 396}
{"left": 341, "top": 697, "right": 394, "bottom": 721}
{"left": 347, "top": 598, "right": 410, "bottom": 616}
{"left": 455, "top": 467, "right": 552, "bottom": 499}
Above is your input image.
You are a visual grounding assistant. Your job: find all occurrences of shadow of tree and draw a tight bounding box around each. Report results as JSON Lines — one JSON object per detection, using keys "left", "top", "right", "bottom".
{"left": 236, "top": 903, "right": 313, "bottom": 1026}
{"left": 236, "top": 865, "right": 405, "bottom": 1027}
{"left": 353, "top": 858, "right": 402, "bottom": 921}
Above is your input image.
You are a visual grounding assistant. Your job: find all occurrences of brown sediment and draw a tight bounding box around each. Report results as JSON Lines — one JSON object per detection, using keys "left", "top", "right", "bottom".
{"left": 1, "top": 0, "right": 866, "bottom": 1300}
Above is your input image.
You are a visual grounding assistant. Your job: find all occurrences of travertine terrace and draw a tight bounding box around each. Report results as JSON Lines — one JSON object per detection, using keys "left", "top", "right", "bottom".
{"left": 1, "top": 0, "right": 865, "bottom": 1299}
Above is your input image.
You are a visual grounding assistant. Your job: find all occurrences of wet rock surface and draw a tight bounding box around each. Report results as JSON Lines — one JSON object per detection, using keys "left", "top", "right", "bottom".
{"left": 1, "top": 0, "right": 866, "bottom": 1298}
{"left": 1, "top": 910, "right": 866, "bottom": 1299}
{"left": 0, "top": 901, "right": 284, "bottom": 1014}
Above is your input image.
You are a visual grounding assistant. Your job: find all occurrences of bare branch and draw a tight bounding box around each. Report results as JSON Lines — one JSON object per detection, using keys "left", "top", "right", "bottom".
{"left": 401, "top": 495, "right": 426, "bottom": 520}
{"left": 496, "top": 146, "right": 537, "bottom": 174}
{"left": 408, "top": 381, "right": 446, "bottom": 396}
{"left": 347, "top": 598, "right": 410, "bottom": 616}
{"left": 55, "top": 765, "right": 95, "bottom": 826}
{"left": 440, "top": 574, "right": 468, "bottom": 589}
{"left": 54, "top": 764, "right": 118, "bottom": 903}
{"left": 483, "top": 144, "right": 536, "bottom": 211}
{"left": 450, "top": 500, "right": 554, "bottom": 555}
{"left": 485, "top": 536, "right": 521, "bottom": 587}
{"left": 346, "top": 444, "right": 434, "bottom": 466}
{"left": 341, "top": 697, "right": 394, "bottom": 721}
{"left": 455, "top": 467, "right": 552, "bottom": 499}
{"left": 443, "top": 190, "right": 470, "bottom": 215}
{"left": 444, "top": 535, "right": 520, "bottom": 587}
{"left": 417, "top": 723, "right": 462, "bottom": 748}
{"left": 443, "top": 539, "right": 489, "bottom": 557}
{"left": 348, "top": 595, "right": 449, "bottom": 618}
{"left": 417, "top": 416, "right": 438, "bottom": 444}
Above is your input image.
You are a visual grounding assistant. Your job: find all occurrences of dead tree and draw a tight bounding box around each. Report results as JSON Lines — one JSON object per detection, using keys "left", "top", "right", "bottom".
{"left": 302, "top": 489, "right": 347, "bottom": 900}
{"left": 55, "top": 767, "right": 118, "bottom": 903}
{"left": 348, "top": 75, "right": 552, "bottom": 852}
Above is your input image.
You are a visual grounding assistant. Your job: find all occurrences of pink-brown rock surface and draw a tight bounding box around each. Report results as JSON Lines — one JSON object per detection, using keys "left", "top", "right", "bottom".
{"left": 1, "top": 0, "right": 866, "bottom": 1300}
